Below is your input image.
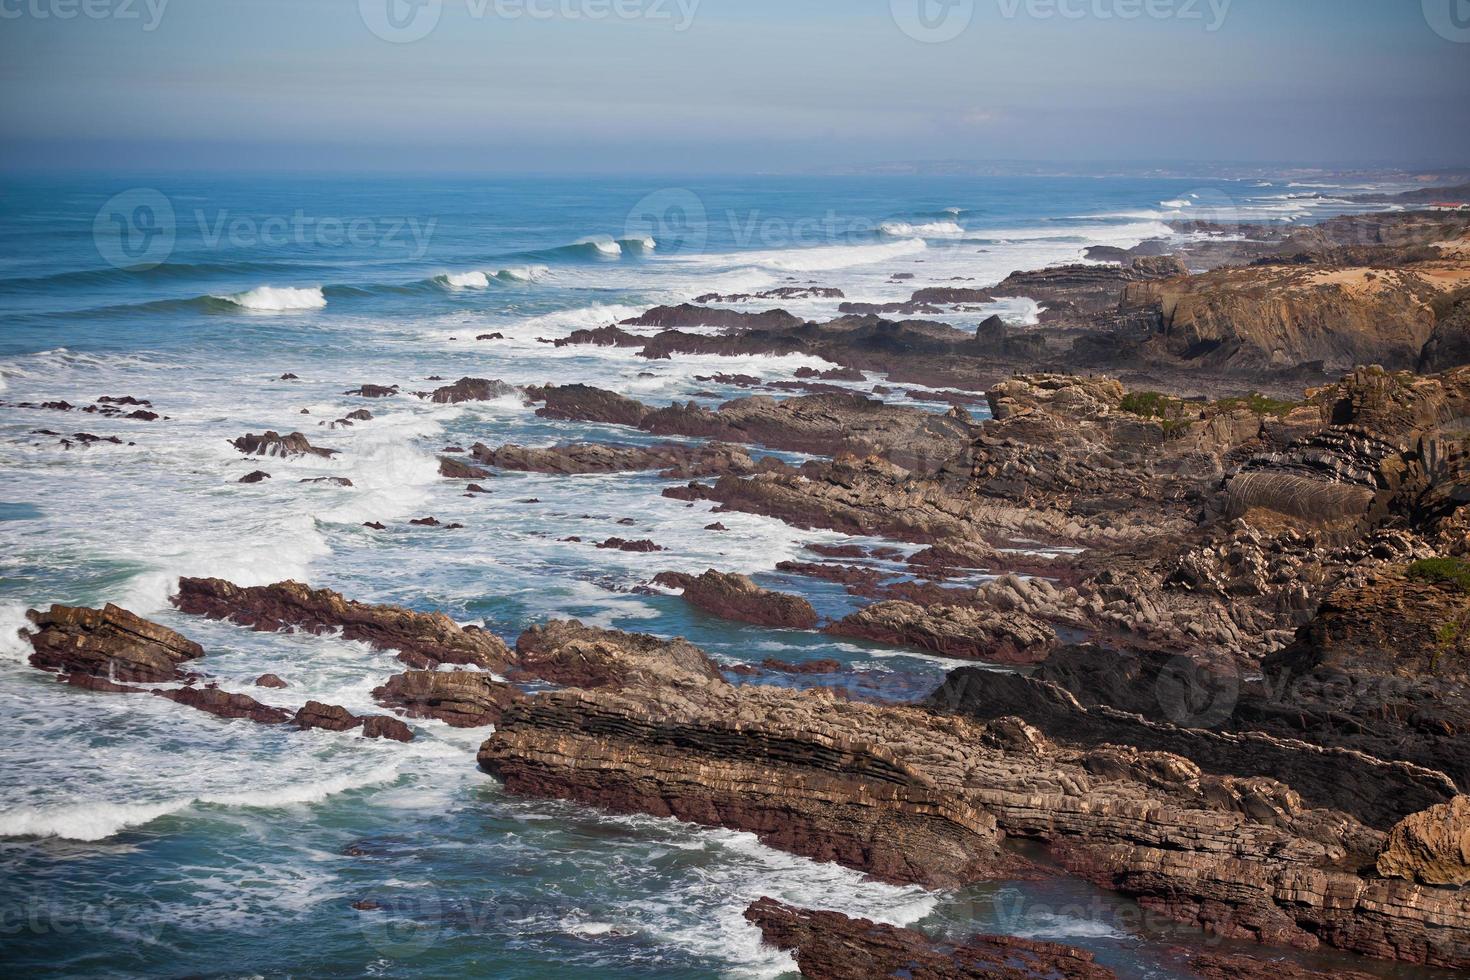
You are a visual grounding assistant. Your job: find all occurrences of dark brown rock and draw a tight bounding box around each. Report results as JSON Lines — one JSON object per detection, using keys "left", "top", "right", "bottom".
{"left": 294, "top": 700, "right": 363, "bottom": 733}
{"left": 372, "top": 671, "right": 523, "bottom": 727}
{"left": 172, "top": 578, "right": 512, "bottom": 671}
{"left": 254, "top": 673, "right": 288, "bottom": 689}
{"left": 743, "top": 898, "right": 1115, "bottom": 980}
{"left": 156, "top": 686, "right": 292, "bottom": 725}
{"left": 362, "top": 715, "right": 415, "bottom": 742}
{"left": 653, "top": 570, "right": 819, "bottom": 629}
{"left": 25, "top": 604, "right": 204, "bottom": 683}
{"left": 231, "top": 431, "right": 338, "bottom": 458}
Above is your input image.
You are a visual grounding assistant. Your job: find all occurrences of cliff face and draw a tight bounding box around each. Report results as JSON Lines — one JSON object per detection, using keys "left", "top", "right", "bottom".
{"left": 1123, "top": 265, "right": 1460, "bottom": 372}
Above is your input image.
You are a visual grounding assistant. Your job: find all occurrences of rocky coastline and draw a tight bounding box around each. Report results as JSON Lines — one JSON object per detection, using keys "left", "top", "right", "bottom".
{"left": 12, "top": 197, "right": 1470, "bottom": 977}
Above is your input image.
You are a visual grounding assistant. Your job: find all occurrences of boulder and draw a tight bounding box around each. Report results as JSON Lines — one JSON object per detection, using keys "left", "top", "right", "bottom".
{"left": 25, "top": 604, "right": 204, "bottom": 683}
{"left": 231, "top": 431, "right": 338, "bottom": 458}
{"left": 1378, "top": 796, "right": 1470, "bottom": 886}
{"left": 653, "top": 570, "right": 818, "bottom": 629}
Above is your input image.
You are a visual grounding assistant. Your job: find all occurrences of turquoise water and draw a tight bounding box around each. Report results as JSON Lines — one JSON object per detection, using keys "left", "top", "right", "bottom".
{"left": 0, "top": 174, "right": 1431, "bottom": 977}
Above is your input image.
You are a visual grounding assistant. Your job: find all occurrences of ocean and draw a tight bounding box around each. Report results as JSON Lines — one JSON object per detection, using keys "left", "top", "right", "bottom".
{"left": 0, "top": 173, "right": 1433, "bottom": 977}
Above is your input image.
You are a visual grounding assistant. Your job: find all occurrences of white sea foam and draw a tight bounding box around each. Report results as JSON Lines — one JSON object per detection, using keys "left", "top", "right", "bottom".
{"left": 497, "top": 264, "right": 550, "bottom": 282}
{"left": 218, "top": 285, "right": 328, "bottom": 311}
{"left": 879, "top": 220, "right": 965, "bottom": 238}
{"left": 0, "top": 765, "right": 404, "bottom": 841}
{"left": 578, "top": 237, "right": 624, "bottom": 257}
{"left": 675, "top": 237, "right": 928, "bottom": 274}
{"left": 440, "top": 271, "right": 490, "bottom": 290}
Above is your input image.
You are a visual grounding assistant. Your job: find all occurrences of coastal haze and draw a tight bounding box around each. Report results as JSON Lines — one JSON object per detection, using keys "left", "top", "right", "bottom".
{"left": 3, "top": 3, "right": 1470, "bottom": 980}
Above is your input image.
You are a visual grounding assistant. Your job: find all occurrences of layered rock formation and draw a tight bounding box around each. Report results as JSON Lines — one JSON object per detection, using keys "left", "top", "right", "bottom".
{"left": 372, "top": 670, "right": 523, "bottom": 727}
{"left": 528, "top": 386, "right": 974, "bottom": 472}
{"left": 652, "top": 570, "right": 819, "bottom": 629}
{"left": 172, "top": 578, "right": 513, "bottom": 671}
{"left": 743, "top": 898, "right": 1117, "bottom": 980}
{"left": 25, "top": 603, "right": 204, "bottom": 682}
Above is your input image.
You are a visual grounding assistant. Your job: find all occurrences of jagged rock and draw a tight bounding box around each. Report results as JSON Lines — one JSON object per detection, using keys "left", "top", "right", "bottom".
{"left": 529, "top": 386, "right": 972, "bottom": 471}
{"left": 513, "top": 619, "right": 724, "bottom": 690}
{"left": 595, "top": 538, "right": 663, "bottom": 553}
{"left": 156, "top": 686, "right": 292, "bottom": 725}
{"left": 300, "top": 477, "right": 353, "bottom": 487}
{"left": 619, "top": 304, "right": 802, "bottom": 332}
{"left": 25, "top": 604, "right": 204, "bottom": 683}
{"left": 428, "top": 377, "right": 519, "bottom": 404}
{"left": 294, "top": 701, "right": 362, "bottom": 732}
{"left": 743, "top": 898, "right": 1116, "bottom": 980}
{"left": 255, "top": 673, "right": 288, "bottom": 689}
{"left": 826, "top": 601, "right": 1055, "bottom": 664}
{"left": 172, "top": 578, "right": 512, "bottom": 671}
{"left": 238, "top": 470, "right": 271, "bottom": 484}
{"left": 345, "top": 384, "right": 398, "bottom": 398}
{"left": 478, "top": 623, "right": 1470, "bottom": 968}
{"left": 653, "top": 570, "right": 818, "bottom": 629}
{"left": 1377, "top": 796, "right": 1470, "bottom": 886}
{"left": 470, "top": 441, "right": 757, "bottom": 478}
{"left": 231, "top": 431, "right": 338, "bottom": 458}
{"left": 362, "top": 715, "right": 415, "bottom": 742}
{"left": 372, "top": 670, "right": 524, "bottom": 727}
{"left": 437, "top": 456, "right": 492, "bottom": 480}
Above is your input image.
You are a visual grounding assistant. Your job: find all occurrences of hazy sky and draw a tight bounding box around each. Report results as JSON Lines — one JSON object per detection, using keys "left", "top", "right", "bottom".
{"left": 1, "top": 0, "right": 1467, "bottom": 173}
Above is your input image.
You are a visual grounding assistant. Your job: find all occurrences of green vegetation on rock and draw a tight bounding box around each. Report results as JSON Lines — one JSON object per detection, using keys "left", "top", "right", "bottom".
{"left": 1408, "top": 558, "right": 1470, "bottom": 593}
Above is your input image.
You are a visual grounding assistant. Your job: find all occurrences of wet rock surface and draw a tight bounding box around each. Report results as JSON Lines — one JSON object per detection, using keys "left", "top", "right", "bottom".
{"left": 172, "top": 578, "right": 514, "bottom": 671}
{"left": 25, "top": 603, "right": 205, "bottom": 683}
{"left": 653, "top": 570, "right": 819, "bottom": 629}
{"left": 743, "top": 898, "right": 1117, "bottom": 980}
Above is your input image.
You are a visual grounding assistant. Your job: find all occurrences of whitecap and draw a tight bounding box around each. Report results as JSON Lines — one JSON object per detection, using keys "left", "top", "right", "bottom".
{"left": 217, "top": 285, "right": 327, "bottom": 312}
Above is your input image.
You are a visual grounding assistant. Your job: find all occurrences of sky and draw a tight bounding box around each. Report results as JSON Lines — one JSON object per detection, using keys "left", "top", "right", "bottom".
{"left": 0, "top": 0, "right": 1467, "bottom": 174}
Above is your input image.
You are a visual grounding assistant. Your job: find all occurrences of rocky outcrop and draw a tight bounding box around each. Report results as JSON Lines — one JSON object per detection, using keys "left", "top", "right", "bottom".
{"left": 1419, "top": 295, "right": 1470, "bottom": 373}
{"left": 156, "top": 686, "right": 293, "bottom": 724}
{"left": 1377, "top": 796, "right": 1470, "bottom": 886}
{"left": 825, "top": 600, "right": 1055, "bottom": 664}
{"left": 989, "top": 257, "right": 1188, "bottom": 314}
{"left": 743, "top": 898, "right": 1116, "bottom": 980}
{"left": 619, "top": 304, "right": 802, "bottom": 332}
{"left": 293, "top": 701, "right": 362, "bottom": 732}
{"left": 372, "top": 670, "right": 523, "bottom": 727}
{"left": 172, "top": 578, "right": 513, "bottom": 671}
{"left": 512, "top": 619, "right": 724, "bottom": 690}
{"left": 25, "top": 604, "right": 204, "bottom": 683}
{"left": 470, "top": 441, "right": 758, "bottom": 478}
{"left": 530, "top": 386, "right": 974, "bottom": 471}
{"left": 362, "top": 715, "right": 415, "bottom": 742}
{"left": 480, "top": 686, "right": 1029, "bottom": 888}
{"left": 230, "top": 431, "right": 339, "bottom": 458}
{"left": 255, "top": 673, "right": 288, "bottom": 688}
{"left": 437, "top": 456, "right": 492, "bottom": 480}
{"left": 653, "top": 570, "right": 819, "bottom": 629}
{"left": 531, "top": 384, "right": 650, "bottom": 427}
{"left": 1121, "top": 260, "right": 1469, "bottom": 372}
{"left": 479, "top": 623, "right": 1470, "bottom": 968}
{"left": 428, "top": 377, "right": 519, "bottom": 404}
